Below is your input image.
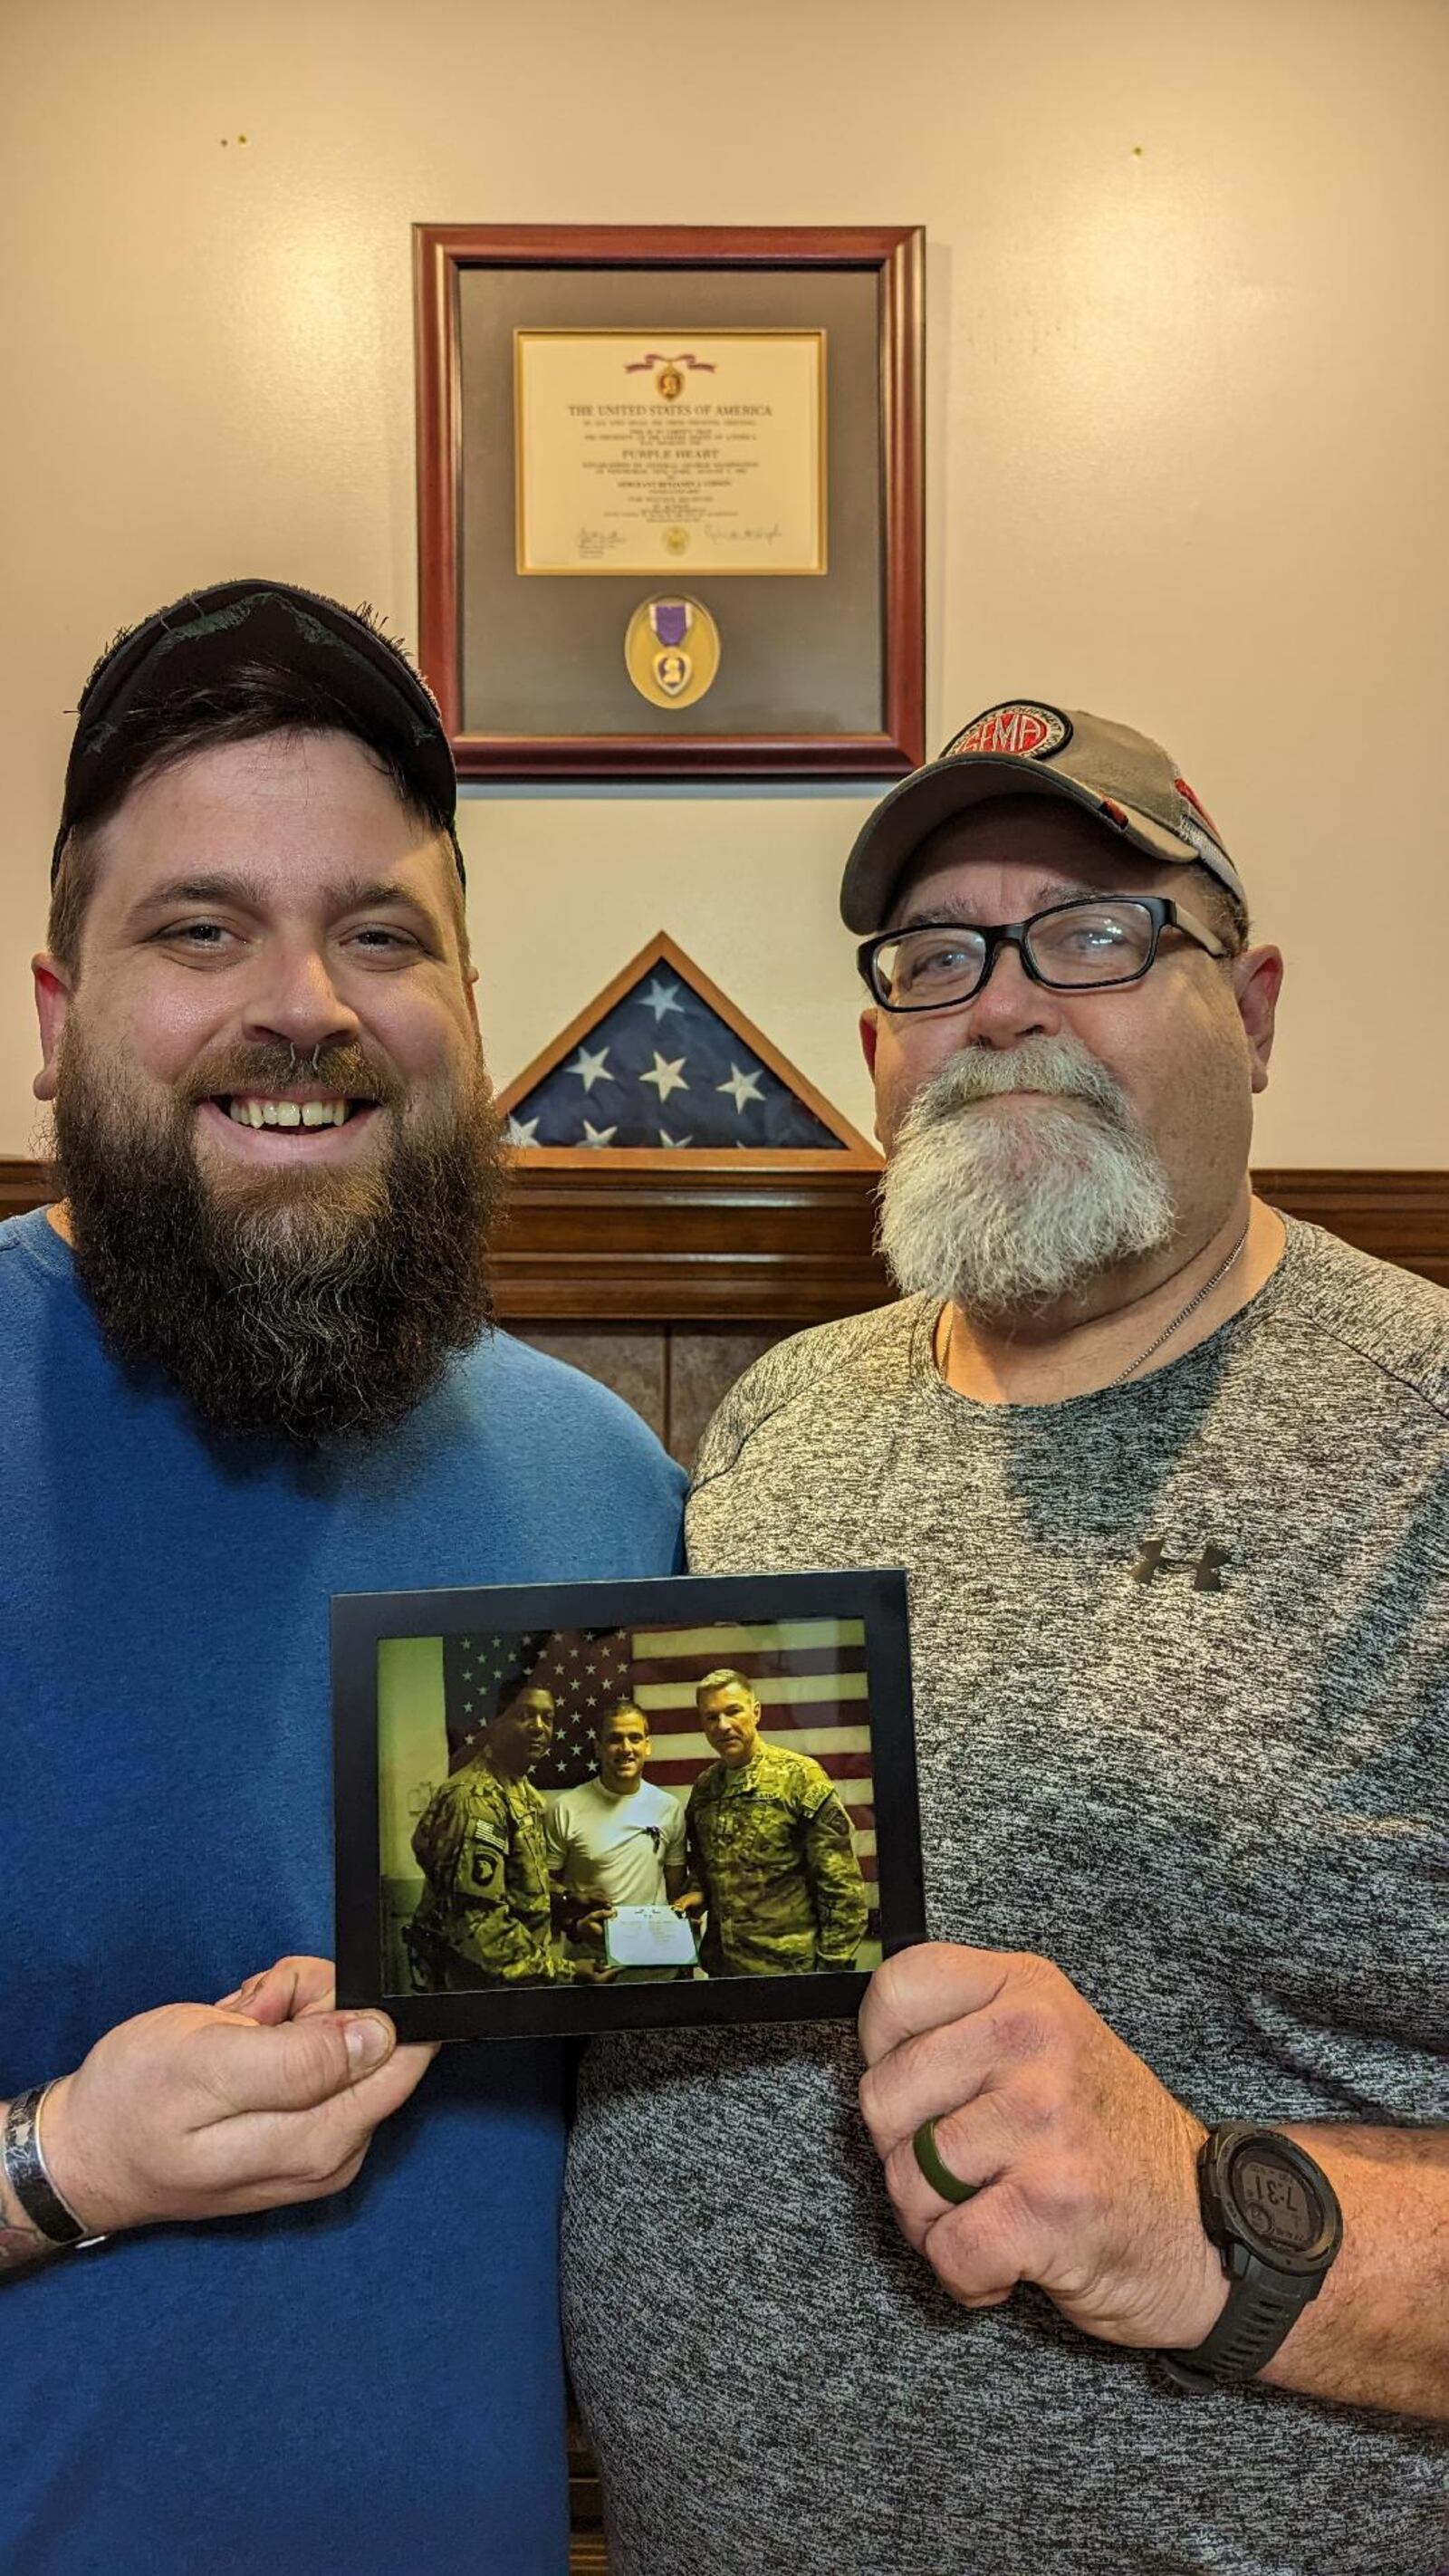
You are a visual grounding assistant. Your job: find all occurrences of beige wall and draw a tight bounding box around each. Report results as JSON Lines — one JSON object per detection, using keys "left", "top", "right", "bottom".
{"left": 2, "top": 0, "right": 1444, "bottom": 1162}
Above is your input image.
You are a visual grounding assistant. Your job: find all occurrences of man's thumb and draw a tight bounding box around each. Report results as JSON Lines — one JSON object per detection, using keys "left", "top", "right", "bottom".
{"left": 341, "top": 2014, "right": 393, "bottom": 2075}
{"left": 208, "top": 2008, "right": 397, "bottom": 2111}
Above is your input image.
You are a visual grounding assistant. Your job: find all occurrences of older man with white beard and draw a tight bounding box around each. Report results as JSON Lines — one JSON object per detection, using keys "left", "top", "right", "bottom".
{"left": 563, "top": 703, "right": 1449, "bottom": 2576}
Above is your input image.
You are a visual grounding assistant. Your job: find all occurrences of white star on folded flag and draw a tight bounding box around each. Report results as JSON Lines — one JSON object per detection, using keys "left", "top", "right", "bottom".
{"left": 505, "top": 1114, "right": 540, "bottom": 1145}
{"left": 567, "top": 1043, "right": 612, "bottom": 1093}
{"left": 657, "top": 1126, "right": 692, "bottom": 1148}
{"left": 717, "top": 1062, "right": 765, "bottom": 1112}
{"left": 581, "top": 1120, "right": 618, "bottom": 1146}
{"left": 638, "top": 976, "right": 683, "bottom": 1023}
{"left": 640, "top": 1052, "right": 688, "bottom": 1103}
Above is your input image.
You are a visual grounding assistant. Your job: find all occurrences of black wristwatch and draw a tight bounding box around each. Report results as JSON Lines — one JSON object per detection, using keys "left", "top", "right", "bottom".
{"left": 1160, "top": 2123, "right": 1342, "bottom": 2392}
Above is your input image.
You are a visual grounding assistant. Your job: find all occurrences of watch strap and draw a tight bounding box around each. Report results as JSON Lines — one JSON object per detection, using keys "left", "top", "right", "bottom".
{"left": 1160, "top": 2246, "right": 1322, "bottom": 2390}
{"left": 2, "top": 2084, "right": 90, "bottom": 2248}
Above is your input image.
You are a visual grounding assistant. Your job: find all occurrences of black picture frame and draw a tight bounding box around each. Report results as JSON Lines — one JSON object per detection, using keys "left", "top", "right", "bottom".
{"left": 332, "top": 1567, "right": 922, "bottom": 2040}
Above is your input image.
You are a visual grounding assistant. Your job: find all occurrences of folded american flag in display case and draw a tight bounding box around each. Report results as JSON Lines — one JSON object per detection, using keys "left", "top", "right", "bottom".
{"left": 496, "top": 930, "right": 878, "bottom": 1161}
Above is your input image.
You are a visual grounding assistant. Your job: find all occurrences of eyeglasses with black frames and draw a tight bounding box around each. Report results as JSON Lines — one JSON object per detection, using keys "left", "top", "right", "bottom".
{"left": 858, "top": 895, "right": 1229, "bottom": 1014}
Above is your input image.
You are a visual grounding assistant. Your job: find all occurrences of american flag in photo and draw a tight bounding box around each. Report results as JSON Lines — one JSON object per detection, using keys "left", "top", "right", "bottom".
{"left": 442, "top": 1629, "right": 634, "bottom": 1789}
{"left": 630, "top": 1618, "right": 877, "bottom": 1898}
{"left": 442, "top": 1619, "right": 876, "bottom": 1894}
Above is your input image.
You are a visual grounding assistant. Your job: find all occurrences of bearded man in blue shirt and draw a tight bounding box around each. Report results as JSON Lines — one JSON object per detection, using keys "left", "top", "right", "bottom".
{"left": 0, "top": 582, "right": 684, "bottom": 2574}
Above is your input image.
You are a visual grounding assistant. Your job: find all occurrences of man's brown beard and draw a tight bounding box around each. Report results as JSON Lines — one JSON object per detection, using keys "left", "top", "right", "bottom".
{"left": 52, "top": 1024, "right": 506, "bottom": 1444}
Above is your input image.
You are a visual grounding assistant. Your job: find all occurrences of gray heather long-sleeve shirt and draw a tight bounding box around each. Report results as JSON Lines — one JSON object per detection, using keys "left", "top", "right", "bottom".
{"left": 564, "top": 1220, "right": 1448, "bottom": 2575}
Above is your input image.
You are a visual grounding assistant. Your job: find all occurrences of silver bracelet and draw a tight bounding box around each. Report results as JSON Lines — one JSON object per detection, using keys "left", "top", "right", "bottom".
{"left": 2, "top": 2084, "right": 106, "bottom": 2251}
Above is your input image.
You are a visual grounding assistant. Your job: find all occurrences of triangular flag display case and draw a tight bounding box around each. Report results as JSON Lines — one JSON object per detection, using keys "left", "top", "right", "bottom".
{"left": 496, "top": 932, "right": 880, "bottom": 1170}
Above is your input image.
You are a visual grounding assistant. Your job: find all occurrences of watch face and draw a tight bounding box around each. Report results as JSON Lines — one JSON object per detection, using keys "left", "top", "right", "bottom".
{"left": 1232, "top": 2146, "right": 1323, "bottom": 2254}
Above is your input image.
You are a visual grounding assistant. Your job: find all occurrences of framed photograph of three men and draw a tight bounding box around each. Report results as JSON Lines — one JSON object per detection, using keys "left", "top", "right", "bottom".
{"left": 332, "top": 1569, "right": 925, "bottom": 2039}
{"left": 414, "top": 224, "right": 925, "bottom": 777}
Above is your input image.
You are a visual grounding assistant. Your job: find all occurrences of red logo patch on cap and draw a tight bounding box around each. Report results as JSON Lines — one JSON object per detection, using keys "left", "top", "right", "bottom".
{"left": 942, "top": 701, "right": 1071, "bottom": 763}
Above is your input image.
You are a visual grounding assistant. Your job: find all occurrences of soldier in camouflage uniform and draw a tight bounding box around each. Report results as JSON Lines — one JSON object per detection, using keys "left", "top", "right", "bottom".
{"left": 686, "top": 1669, "right": 868, "bottom": 1976}
{"left": 405, "top": 1685, "right": 561, "bottom": 1990}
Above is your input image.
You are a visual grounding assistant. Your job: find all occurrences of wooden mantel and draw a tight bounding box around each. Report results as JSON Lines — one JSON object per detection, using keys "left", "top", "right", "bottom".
{"left": 3, "top": 1158, "right": 1445, "bottom": 1321}
{"left": 492, "top": 1161, "right": 888, "bottom": 1322}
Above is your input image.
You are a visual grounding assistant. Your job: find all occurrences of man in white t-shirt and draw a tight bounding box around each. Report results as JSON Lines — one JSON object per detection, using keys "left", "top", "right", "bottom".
{"left": 544, "top": 1705, "right": 692, "bottom": 1937}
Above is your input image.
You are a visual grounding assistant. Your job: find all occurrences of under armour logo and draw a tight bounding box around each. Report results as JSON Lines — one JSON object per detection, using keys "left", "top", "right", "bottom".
{"left": 1131, "top": 1538, "right": 1232, "bottom": 1591}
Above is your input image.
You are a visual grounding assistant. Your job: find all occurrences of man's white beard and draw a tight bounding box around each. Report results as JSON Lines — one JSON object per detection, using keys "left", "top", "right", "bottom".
{"left": 877, "top": 1034, "right": 1176, "bottom": 1317}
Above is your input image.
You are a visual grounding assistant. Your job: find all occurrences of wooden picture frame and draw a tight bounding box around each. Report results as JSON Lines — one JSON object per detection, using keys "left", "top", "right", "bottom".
{"left": 494, "top": 930, "right": 881, "bottom": 1170}
{"left": 414, "top": 224, "right": 924, "bottom": 780}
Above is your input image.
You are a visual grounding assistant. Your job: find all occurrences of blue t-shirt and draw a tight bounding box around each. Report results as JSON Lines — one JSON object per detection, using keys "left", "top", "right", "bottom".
{"left": 0, "top": 1208, "right": 685, "bottom": 2574}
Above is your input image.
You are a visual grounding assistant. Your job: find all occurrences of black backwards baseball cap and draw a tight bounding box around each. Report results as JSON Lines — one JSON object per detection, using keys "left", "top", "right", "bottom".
{"left": 52, "top": 578, "right": 461, "bottom": 882}
{"left": 840, "top": 698, "right": 1245, "bottom": 932}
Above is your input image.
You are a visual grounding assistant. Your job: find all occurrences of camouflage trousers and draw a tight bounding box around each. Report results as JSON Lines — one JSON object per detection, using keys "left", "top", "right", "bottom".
{"left": 403, "top": 1919, "right": 501, "bottom": 1994}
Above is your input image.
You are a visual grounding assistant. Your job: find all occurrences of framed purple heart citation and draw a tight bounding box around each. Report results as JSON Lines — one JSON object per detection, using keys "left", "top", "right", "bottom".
{"left": 415, "top": 224, "right": 924, "bottom": 780}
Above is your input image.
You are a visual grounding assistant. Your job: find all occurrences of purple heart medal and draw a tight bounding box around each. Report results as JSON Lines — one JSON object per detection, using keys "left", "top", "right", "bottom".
{"left": 624, "top": 594, "right": 721, "bottom": 709}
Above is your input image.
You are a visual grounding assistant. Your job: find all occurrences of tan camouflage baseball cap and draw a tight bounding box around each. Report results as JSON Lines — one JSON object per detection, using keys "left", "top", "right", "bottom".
{"left": 840, "top": 699, "right": 1244, "bottom": 931}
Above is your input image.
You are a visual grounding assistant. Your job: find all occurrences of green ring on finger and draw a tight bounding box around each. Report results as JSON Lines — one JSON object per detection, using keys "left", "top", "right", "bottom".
{"left": 912, "top": 2115, "right": 980, "bottom": 2206}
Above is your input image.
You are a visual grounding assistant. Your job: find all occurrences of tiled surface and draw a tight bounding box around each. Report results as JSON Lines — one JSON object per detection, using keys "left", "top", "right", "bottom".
{"left": 511, "top": 1324, "right": 785, "bottom": 1466}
